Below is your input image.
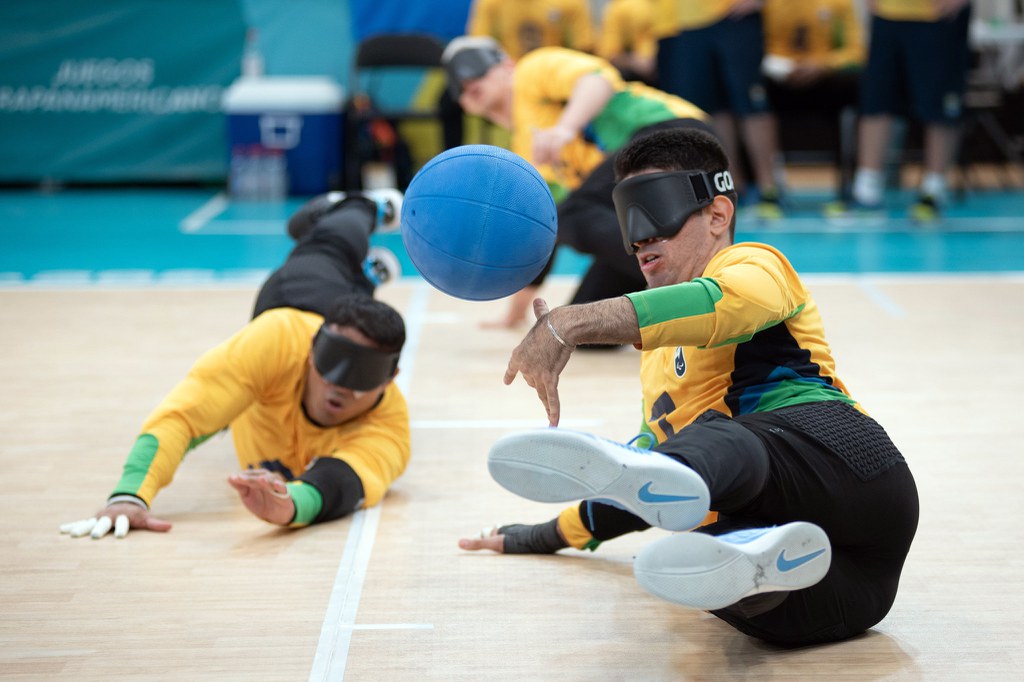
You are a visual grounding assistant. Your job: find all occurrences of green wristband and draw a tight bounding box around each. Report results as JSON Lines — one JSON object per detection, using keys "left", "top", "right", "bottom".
{"left": 287, "top": 481, "right": 324, "bottom": 527}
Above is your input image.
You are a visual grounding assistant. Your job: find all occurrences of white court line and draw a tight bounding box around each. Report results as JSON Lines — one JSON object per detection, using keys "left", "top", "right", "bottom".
{"left": 309, "top": 280, "right": 431, "bottom": 682}
{"left": 856, "top": 278, "right": 906, "bottom": 319}
{"left": 179, "top": 192, "right": 229, "bottom": 233}
{"left": 308, "top": 505, "right": 381, "bottom": 681}
{"left": 349, "top": 624, "right": 434, "bottom": 631}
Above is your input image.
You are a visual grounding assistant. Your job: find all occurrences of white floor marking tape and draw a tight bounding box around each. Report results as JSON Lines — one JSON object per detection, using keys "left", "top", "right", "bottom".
{"left": 179, "top": 192, "right": 229, "bottom": 233}
{"left": 309, "top": 280, "right": 430, "bottom": 682}
{"left": 348, "top": 624, "right": 435, "bottom": 631}
{"left": 856, "top": 278, "right": 906, "bottom": 319}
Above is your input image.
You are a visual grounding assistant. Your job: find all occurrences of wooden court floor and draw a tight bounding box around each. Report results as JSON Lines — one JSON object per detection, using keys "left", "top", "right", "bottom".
{"left": 1, "top": 277, "right": 1023, "bottom": 680}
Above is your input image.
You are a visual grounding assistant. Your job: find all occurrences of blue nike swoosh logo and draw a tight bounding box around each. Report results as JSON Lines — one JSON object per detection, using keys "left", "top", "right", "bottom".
{"left": 776, "top": 548, "right": 826, "bottom": 572}
{"left": 637, "top": 481, "right": 700, "bottom": 504}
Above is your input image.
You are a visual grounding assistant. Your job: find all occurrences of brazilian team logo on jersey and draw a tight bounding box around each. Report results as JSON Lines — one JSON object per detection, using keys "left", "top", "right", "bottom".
{"left": 674, "top": 347, "right": 686, "bottom": 378}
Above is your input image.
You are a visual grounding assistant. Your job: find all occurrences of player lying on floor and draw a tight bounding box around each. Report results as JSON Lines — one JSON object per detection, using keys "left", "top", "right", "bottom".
{"left": 62, "top": 192, "right": 410, "bottom": 538}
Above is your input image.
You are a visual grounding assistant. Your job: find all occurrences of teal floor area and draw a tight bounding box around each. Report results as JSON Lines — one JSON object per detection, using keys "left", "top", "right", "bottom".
{"left": 1, "top": 186, "right": 1022, "bottom": 286}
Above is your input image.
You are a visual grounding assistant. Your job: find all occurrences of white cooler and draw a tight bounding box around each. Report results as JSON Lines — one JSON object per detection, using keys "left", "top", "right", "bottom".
{"left": 222, "top": 76, "right": 344, "bottom": 195}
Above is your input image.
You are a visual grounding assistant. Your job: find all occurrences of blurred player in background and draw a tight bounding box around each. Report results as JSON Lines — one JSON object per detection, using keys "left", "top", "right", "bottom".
{"left": 454, "top": 0, "right": 597, "bottom": 151}
{"left": 844, "top": 0, "right": 973, "bottom": 221}
{"left": 596, "top": 0, "right": 658, "bottom": 85}
{"left": 443, "top": 37, "right": 713, "bottom": 335}
{"left": 761, "top": 0, "right": 865, "bottom": 203}
{"left": 653, "top": 0, "right": 786, "bottom": 218}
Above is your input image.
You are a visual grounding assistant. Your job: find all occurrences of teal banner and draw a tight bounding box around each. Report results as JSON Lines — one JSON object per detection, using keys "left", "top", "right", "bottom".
{"left": 0, "top": 2, "right": 246, "bottom": 183}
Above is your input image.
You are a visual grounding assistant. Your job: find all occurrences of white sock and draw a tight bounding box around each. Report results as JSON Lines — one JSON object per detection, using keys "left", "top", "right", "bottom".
{"left": 920, "top": 172, "right": 947, "bottom": 203}
{"left": 852, "top": 169, "right": 883, "bottom": 207}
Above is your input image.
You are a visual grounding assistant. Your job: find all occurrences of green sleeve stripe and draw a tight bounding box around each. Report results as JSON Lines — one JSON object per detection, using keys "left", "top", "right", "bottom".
{"left": 113, "top": 434, "right": 159, "bottom": 495}
{"left": 626, "top": 278, "right": 723, "bottom": 328}
{"left": 287, "top": 481, "right": 324, "bottom": 527}
{"left": 710, "top": 303, "right": 806, "bottom": 348}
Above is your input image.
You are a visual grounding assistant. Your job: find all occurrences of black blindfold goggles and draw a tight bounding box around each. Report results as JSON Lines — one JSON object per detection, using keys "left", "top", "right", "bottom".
{"left": 311, "top": 325, "right": 400, "bottom": 391}
{"left": 612, "top": 169, "right": 734, "bottom": 254}
{"left": 444, "top": 45, "right": 503, "bottom": 99}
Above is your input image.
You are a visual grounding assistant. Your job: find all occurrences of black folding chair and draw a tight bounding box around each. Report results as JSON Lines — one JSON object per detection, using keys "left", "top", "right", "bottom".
{"left": 344, "top": 33, "right": 449, "bottom": 190}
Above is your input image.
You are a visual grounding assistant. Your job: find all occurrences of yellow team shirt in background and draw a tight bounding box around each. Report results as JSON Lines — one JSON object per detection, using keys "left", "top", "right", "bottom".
{"left": 651, "top": 0, "right": 738, "bottom": 36}
{"left": 763, "top": 0, "right": 865, "bottom": 70}
{"left": 873, "top": 0, "right": 950, "bottom": 22}
{"left": 467, "top": 0, "right": 595, "bottom": 58}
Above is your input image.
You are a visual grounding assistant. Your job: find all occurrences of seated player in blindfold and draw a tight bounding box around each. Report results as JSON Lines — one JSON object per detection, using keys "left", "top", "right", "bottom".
{"left": 461, "top": 127, "right": 918, "bottom": 647}
{"left": 62, "top": 191, "right": 410, "bottom": 540}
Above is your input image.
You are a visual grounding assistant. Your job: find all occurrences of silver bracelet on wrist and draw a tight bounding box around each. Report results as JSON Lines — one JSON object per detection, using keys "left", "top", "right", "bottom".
{"left": 107, "top": 494, "right": 148, "bottom": 510}
{"left": 546, "top": 318, "right": 574, "bottom": 349}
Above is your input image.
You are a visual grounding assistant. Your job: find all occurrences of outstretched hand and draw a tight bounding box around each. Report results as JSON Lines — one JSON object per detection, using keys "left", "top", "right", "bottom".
{"left": 458, "top": 518, "right": 569, "bottom": 554}
{"left": 227, "top": 469, "right": 295, "bottom": 526}
{"left": 503, "top": 298, "right": 574, "bottom": 426}
{"left": 458, "top": 526, "right": 506, "bottom": 553}
{"left": 531, "top": 125, "right": 576, "bottom": 168}
{"left": 60, "top": 501, "right": 172, "bottom": 539}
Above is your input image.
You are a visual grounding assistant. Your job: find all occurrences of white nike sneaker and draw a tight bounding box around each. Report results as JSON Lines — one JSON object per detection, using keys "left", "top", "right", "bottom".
{"left": 363, "top": 246, "right": 401, "bottom": 286}
{"left": 634, "top": 522, "right": 831, "bottom": 611}
{"left": 286, "top": 189, "right": 403, "bottom": 240}
{"left": 487, "top": 429, "right": 710, "bottom": 532}
{"left": 363, "top": 188, "right": 403, "bottom": 232}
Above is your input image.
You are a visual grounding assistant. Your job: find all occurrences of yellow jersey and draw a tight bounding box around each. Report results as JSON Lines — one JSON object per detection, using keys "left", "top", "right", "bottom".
{"left": 626, "top": 242, "right": 859, "bottom": 441}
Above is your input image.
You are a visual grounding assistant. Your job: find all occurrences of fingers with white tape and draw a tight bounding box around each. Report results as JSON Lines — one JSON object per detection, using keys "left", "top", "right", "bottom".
{"left": 90, "top": 515, "right": 113, "bottom": 539}
{"left": 59, "top": 514, "right": 131, "bottom": 539}
{"left": 60, "top": 517, "right": 98, "bottom": 537}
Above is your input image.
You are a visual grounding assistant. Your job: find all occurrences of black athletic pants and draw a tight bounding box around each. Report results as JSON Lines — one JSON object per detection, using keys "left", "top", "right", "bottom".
{"left": 251, "top": 199, "right": 377, "bottom": 319}
{"left": 581, "top": 402, "right": 919, "bottom": 646}
{"left": 766, "top": 71, "right": 862, "bottom": 202}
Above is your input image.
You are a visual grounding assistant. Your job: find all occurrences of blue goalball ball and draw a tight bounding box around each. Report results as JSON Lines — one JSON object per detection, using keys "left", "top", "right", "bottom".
{"left": 400, "top": 145, "right": 558, "bottom": 301}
